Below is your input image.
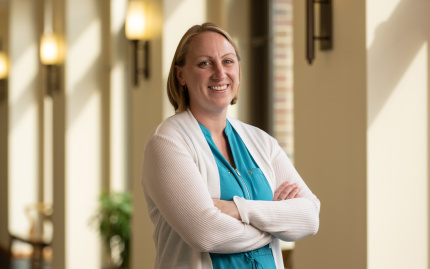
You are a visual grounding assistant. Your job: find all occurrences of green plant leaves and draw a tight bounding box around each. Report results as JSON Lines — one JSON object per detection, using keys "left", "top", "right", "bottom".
{"left": 91, "top": 191, "right": 132, "bottom": 269}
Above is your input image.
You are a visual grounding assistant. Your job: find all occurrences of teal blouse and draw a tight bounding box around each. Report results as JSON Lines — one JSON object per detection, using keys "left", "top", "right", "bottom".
{"left": 199, "top": 120, "right": 276, "bottom": 269}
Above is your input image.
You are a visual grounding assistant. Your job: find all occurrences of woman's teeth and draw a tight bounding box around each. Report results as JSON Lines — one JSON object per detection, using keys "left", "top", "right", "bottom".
{"left": 209, "top": 85, "right": 227, "bottom": 91}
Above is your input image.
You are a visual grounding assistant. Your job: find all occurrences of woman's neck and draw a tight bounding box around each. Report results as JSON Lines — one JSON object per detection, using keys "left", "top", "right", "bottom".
{"left": 189, "top": 107, "right": 228, "bottom": 136}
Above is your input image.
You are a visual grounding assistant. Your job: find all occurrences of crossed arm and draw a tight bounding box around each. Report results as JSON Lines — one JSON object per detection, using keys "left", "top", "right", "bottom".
{"left": 212, "top": 181, "right": 301, "bottom": 220}
{"left": 142, "top": 134, "right": 274, "bottom": 253}
{"left": 213, "top": 136, "right": 320, "bottom": 242}
{"left": 143, "top": 133, "right": 319, "bottom": 253}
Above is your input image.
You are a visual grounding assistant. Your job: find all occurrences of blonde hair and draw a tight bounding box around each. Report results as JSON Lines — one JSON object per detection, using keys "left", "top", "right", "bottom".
{"left": 167, "top": 22, "right": 242, "bottom": 112}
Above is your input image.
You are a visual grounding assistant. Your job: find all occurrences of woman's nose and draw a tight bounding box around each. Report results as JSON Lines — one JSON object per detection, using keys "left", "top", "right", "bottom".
{"left": 212, "top": 62, "right": 226, "bottom": 80}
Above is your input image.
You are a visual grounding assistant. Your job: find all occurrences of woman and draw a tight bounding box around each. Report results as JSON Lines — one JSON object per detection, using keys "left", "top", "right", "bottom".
{"left": 141, "top": 23, "right": 320, "bottom": 269}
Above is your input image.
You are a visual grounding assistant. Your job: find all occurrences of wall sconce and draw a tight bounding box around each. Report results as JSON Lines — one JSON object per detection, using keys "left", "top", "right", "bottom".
{"left": 40, "top": 33, "right": 61, "bottom": 96}
{"left": 306, "top": 0, "right": 332, "bottom": 64}
{"left": 0, "top": 51, "right": 8, "bottom": 101}
{"left": 125, "top": 1, "right": 150, "bottom": 87}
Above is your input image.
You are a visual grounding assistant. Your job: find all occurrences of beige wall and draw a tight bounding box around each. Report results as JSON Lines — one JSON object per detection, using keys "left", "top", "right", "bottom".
{"left": 52, "top": 0, "right": 110, "bottom": 268}
{"left": 8, "top": 0, "right": 43, "bottom": 246}
{"left": 293, "top": 0, "right": 367, "bottom": 268}
{"left": 225, "top": 0, "right": 251, "bottom": 123}
{"left": 110, "top": 0, "right": 129, "bottom": 192}
{"left": 294, "top": 0, "right": 430, "bottom": 268}
{"left": 60, "top": 0, "right": 109, "bottom": 267}
{"left": 51, "top": 0, "right": 112, "bottom": 267}
{"left": 367, "top": 0, "right": 429, "bottom": 268}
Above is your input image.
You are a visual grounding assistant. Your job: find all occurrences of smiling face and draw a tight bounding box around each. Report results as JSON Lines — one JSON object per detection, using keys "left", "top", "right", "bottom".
{"left": 175, "top": 31, "right": 240, "bottom": 117}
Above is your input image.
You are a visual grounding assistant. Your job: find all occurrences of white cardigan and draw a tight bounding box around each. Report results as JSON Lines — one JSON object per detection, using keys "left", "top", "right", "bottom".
{"left": 141, "top": 109, "right": 320, "bottom": 269}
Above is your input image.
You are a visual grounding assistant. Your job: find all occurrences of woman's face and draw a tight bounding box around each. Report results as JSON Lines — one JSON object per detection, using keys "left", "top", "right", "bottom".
{"left": 176, "top": 31, "right": 239, "bottom": 116}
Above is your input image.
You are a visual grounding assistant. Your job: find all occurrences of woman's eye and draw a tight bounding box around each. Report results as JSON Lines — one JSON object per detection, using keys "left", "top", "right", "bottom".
{"left": 198, "top": 61, "right": 210, "bottom": 67}
{"left": 224, "top": 59, "right": 234, "bottom": 64}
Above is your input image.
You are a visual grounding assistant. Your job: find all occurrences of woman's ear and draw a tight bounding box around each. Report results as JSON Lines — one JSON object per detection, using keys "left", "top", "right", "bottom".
{"left": 175, "top": 65, "right": 185, "bottom": 86}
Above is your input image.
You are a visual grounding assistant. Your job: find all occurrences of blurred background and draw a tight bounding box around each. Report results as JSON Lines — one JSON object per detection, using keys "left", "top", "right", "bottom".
{"left": 0, "top": 0, "right": 429, "bottom": 268}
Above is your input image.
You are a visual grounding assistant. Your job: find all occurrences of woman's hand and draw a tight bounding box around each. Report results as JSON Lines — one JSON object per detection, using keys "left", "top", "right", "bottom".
{"left": 273, "top": 182, "right": 301, "bottom": 201}
{"left": 212, "top": 199, "right": 241, "bottom": 220}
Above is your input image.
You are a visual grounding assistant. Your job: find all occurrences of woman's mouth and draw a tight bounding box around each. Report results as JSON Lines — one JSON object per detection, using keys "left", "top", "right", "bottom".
{"left": 208, "top": 84, "right": 228, "bottom": 91}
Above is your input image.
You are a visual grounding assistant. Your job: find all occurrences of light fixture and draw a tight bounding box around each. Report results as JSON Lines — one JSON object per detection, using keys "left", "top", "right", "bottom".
{"left": 40, "top": 33, "right": 61, "bottom": 96}
{"left": 0, "top": 51, "right": 8, "bottom": 101}
{"left": 0, "top": 51, "right": 7, "bottom": 79}
{"left": 306, "top": 0, "right": 332, "bottom": 64}
{"left": 125, "top": 0, "right": 150, "bottom": 86}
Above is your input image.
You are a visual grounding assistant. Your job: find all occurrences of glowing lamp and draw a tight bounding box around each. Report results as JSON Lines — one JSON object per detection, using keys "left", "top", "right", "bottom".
{"left": 125, "top": 1, "right": 148, "bottom": 40}
{"left": 40, "top": 34, "right": 60, "bottom": 65}
{"left": 0, "top": 52, "right": 8, "bottom": 79}
{"left": 125, "top": 1, "right": 150, "bottom": 85}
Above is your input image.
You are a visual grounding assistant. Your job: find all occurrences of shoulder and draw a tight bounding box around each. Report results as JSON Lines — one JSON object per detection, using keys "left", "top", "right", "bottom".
{"left": 145, "top": 110, "right": 202, "bottom": 152}
{"left": 149, "top": 110, "right": 194, "bottom": 138}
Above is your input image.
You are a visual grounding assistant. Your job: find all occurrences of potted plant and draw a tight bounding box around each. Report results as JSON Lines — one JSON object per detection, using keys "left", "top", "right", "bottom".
{"left": 91, "top": 191, "right": 132, "bottom": 269}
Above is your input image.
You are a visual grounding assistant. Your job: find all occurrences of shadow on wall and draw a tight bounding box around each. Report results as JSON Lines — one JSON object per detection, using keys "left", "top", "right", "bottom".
{"left": 67, "top": 19, "right": 105, "bottom": 127}
{"left": 367, "top": 0, "right": 430, "bottom": 126}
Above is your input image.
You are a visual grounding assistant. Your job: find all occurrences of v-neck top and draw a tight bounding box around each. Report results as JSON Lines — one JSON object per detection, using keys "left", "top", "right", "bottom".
{"left": 198, "top": 120, "right": 273, "bottom": 201}
{"left": 199, "top": 120, "right": 276, "bottom": 269}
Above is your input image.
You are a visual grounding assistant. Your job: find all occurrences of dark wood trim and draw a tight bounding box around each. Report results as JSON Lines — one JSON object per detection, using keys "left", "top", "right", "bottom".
{"left": 249, "top": 0, "right": 271, "bottom": 133}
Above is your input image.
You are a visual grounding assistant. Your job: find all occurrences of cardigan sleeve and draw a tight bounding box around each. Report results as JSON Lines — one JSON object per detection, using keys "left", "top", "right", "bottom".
{"left": 233, "top": 136, "right": 320, "bottom": 242}
{"left": 142, "top": 133, "right": 274, "bottom": 253}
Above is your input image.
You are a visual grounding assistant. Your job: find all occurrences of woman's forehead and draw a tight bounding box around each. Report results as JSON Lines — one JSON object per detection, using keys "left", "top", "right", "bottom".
{"left": 186, "top": 32, "right": 235, "bottom": 58}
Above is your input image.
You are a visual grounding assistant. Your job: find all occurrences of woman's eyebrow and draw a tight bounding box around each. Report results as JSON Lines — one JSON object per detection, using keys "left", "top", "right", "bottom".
{"left": 195, "top": 53, "right": 236, "bottom": 59}
{"left": 222, "top": 53, "right": 236, "bottom": 58}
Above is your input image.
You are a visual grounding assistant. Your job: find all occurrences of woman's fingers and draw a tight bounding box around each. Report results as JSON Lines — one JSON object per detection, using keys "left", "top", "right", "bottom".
{"left": 273, "top": 182, "right": 300, "bottom": 201}
{"left": 273, "top": 182, "right": 289, "bottom": 200}
{"left": 293, "top": 187, "right": 302, "bottom": 198}
{"left": 280, "top": 184, "right": 297, "bottom": 200}
{"left": 288, "top": 186, "right": 301, "bottom": 199}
